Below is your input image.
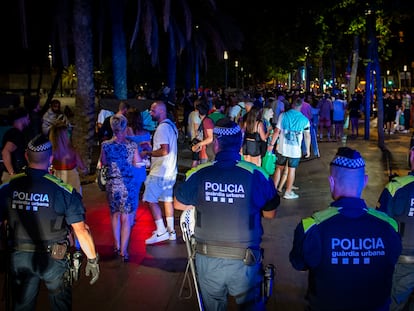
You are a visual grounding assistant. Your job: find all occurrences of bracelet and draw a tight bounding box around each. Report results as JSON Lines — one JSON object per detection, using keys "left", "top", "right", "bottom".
{"left": 268, "top": 144, "right": 274, "bottom": 147}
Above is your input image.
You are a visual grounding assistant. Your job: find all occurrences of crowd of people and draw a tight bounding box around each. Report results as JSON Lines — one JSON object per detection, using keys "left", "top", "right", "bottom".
{"left": 2, "top": 87, "right": 414, "bottom": 310}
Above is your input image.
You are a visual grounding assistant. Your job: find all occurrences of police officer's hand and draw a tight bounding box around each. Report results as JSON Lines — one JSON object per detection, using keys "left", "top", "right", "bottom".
{"left": 85, "top": 255, "right": 100, "bottom": 285}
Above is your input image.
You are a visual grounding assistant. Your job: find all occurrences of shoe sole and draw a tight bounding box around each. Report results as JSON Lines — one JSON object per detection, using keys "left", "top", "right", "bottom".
{"left": 145, "top": 233, "right": 169, "bottom": 245}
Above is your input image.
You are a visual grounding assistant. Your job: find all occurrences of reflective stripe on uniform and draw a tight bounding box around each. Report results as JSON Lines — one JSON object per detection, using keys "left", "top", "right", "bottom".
{"left": 386, "top": 175, "right": 414, "bottom": 197}
{"left": 366, "top": 208, "right": 399, "bottom": 232}
{"left": 302, "top": 207, "right": 340, "bottom": 233}
{"left": 44, "top": 174, "right": 73, "bottom": 193}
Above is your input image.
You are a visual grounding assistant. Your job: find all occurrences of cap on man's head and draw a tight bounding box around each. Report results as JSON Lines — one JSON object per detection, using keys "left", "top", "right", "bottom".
{"left": 330, "top": 147, "right": 365, "bottom": 169}
{"left": 213, "top": 117, "right": 241, "bottom": 138}
{"left": 27, "top": 134, "right": 52, "bottom": 153}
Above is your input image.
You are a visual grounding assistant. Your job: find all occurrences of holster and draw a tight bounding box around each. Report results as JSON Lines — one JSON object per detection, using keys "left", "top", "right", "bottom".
{"left": 50, "top": 243, "right": 68, "bottom": 260}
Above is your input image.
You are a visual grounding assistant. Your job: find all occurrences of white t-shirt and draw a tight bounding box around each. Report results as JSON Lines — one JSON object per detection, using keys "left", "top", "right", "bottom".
{"left": 97, "top": 109, "right": 114, "bottom": 124}
{"left": 150, "top": 119, "right": 178, "bottom": 178}
{"left": 276, "top": 110, "right": 310, "bottom": 158}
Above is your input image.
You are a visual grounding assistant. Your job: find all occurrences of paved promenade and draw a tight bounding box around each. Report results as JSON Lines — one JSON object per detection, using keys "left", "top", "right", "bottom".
{"left": 1, "top": 122, "right": 412, "bottom": 311}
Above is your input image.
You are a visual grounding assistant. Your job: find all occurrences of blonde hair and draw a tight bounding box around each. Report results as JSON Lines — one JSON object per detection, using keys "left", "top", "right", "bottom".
{"left": 110, "top": 114, "right": 127, "bottom": 134}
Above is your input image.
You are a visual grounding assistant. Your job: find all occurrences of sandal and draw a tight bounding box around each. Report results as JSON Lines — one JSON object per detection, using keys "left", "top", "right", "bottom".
{"left": 113, "top": 248, "right": 120, "bottom": 257}
{"left": 121, "top": 254, "right": 129, "bottom": 262}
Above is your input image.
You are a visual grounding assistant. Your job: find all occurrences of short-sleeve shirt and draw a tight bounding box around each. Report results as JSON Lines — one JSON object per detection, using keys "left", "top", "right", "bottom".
{"left": 150, "top": 119, "right": 178, "bottom": 178}
{"left": 1, "top": 127, "right": 27, "bottom": 173}
{"left": 175, "top": 151, "right": 279, "bottom": 248}
{"left": 276, "top": 110, "right": 310, "bottom": 158}
{"left": 0, "top": 168, "right": 85, "bottom": 245}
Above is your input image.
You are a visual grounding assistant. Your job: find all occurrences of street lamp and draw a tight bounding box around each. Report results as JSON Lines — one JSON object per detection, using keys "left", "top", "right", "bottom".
{"left": 241, "top": 67, "right": 244, "bottom": 90}
{"left": 404, "top": 65, "right": 408, "bottom": 90}
{"left": 224, "top": 51, "right": 228, "bottom": 90}
{"left": 235, "top": 60, "right": 239, "bottom": 90}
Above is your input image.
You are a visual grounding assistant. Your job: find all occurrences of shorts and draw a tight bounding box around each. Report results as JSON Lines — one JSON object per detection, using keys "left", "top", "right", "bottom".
{"left": 276, "top": 153, "right": 300, "bottom": 168}
{"left": 143, "top": 175, "right": 176, "bottom": 203}
{"left": 319, "top": 117, "right": 331, "bottom": 127}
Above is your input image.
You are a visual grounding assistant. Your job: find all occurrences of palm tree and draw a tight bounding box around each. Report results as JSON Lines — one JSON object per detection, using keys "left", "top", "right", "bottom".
{"left": 72, "top": 0, "right": 96, "bottom": 172}
{"left": 109, "top": 0, "right": 128, "bottom": 100}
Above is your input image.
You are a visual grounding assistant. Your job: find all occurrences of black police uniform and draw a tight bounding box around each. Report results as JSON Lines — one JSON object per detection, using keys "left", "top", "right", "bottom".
{"left": 175, "top": 151, "right": 279, "bottom": 310}
{"left": 0, "top": 167, "right": 86, "bottom": 311}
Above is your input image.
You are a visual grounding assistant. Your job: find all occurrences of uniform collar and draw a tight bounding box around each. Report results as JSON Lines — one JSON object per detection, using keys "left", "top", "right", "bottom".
{"left": 26, "top": 167, "right": 49, "bottom": 177}
{"left": 214, "top": 151, "right": 241, "bottom": 163}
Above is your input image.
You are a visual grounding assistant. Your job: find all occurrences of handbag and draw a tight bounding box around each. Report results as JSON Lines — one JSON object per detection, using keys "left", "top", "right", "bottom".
{"left": 261, "top": 152, "right": 276, "bottom": 175}
{"left": 97, "top": 166, "right": 108, "bottom": 191}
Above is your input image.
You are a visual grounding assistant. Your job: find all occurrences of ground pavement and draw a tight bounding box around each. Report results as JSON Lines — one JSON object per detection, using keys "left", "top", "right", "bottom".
{"left": 0, "top": 123, "right": 412, "bottom": 311}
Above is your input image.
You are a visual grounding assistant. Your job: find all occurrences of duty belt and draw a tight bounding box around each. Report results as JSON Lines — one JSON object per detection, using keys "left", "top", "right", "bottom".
{"left": 398, "top": 255, "right": 414, "bottom": 264}
{"left": 14, "top": 243, "right": 49, "bottom": 253}
{"left": 196, "top": 243, "right": 263, "bottom": 265}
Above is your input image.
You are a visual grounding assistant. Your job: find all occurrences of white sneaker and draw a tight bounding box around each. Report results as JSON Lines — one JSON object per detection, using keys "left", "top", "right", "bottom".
{"left": 169, "top": 231, "right": 177, "bottom": 241}
{"left": 284, "top": 191, "right": 299, "bottom": 199}
{"left": 145, "top": 231, "right": 169, "bottom": 244}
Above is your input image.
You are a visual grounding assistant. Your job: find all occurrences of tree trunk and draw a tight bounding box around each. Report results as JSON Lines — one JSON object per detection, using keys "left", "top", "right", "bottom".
{"left": 110, "top": 0, "right": 127, "bottom": 100}
{"left": 72, "top": 0, "right": 95, "bottom": 172}
{"left": 373, "top": 29, "right": 385, "bottom": 149}
{"left": 349, "top": 35, "right": 359, "bottom": 98}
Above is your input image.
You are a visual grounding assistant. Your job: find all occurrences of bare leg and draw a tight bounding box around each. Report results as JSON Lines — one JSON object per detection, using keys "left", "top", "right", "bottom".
{"left": 285, "top": 167, "right": 297, "bottom": 194}
{"left": 164, "top": 201, "right": 174, "bottom": 218}
{"left": 148, "top": 202, "right": 163, "bottom": 221}
{"left": 277, "top": 165, "right": 288, "bottom": 192}
{"left": 120, "top": 213, "right": 131, "bottom": 257}
{"left": 272, "top": 165, "right": 284, "bottom": 191}
{"left": 148, "top": 202, "right": 167, "bottom": 234}
{"left": 111, "top": 212, "right": 121, "bottom": 250}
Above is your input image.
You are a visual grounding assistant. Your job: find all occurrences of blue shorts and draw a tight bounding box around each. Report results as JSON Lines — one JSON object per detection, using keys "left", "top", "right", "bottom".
{"left": 276, "top": 153, "right": 300, "bottom": 168}
{"left": 143, "top": 175, "right": 176, "bottom": 203}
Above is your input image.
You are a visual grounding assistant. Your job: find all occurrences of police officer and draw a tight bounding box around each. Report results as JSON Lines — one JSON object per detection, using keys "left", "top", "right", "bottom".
{"left": 377, "top": 146, "right": 414, "bottom": 310}
{"left": 174, "top": 118, "right": 279, "bottom": 311}
{"left": 290, "top": 147, "right": 402, "bottom": 311}
{"left": 0, "top": 134, "right": 99, "bottom": 310}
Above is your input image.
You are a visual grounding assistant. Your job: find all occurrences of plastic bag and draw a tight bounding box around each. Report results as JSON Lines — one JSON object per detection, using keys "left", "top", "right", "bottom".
{"left": 343, "top": 115, "right": 350, "bottom": 129}
{"left": 261, "top": 152, "right": 276, "bottom": 175}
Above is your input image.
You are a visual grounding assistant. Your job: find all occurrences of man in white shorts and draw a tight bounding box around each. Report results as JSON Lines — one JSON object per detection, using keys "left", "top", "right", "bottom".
{"left": 142, "top": 101, "right": 178, "bottom": 244}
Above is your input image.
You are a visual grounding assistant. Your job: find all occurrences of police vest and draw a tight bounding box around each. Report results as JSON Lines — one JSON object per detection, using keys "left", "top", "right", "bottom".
{"left": 7, "top": 173, "right": 70, "bottom": 248}
{"left": 193, "top": 161, "right": 264, "bottom": 248}
{"left": 385, "top": 175, "right": 414, "bottom": 251}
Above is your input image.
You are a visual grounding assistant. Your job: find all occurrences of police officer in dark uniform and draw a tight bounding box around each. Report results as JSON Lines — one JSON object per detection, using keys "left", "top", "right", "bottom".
{"left": 174, "top": 118, "right": 279, "bottom": 311}
{"left": 290, "top": 147, "right": 402, "bottom": 311}
{"left": 0, "top": 134, "right": 99, "bottom": 310}
{"left": 377, "top": 146, "right": 414, "bottom": 310}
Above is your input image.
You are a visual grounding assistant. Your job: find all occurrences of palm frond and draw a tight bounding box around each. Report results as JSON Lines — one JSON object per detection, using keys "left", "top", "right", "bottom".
{"left": 163, "top": 0, "right": 171, "bottom": 32}
{"left": 129, "top": 0, "right": 142, "bottom": 49}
